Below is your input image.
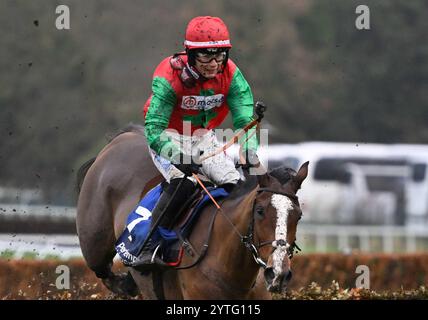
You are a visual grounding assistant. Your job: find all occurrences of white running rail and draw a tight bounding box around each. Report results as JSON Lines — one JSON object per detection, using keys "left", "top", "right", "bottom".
{"left": 0, "top": 204, "right": 76, "bottom": 220}
{"left": 0, "top": 234, "right": 81, "bottom": 259}
{"left": 298, "top": 224, "right": 428, "bottom": 253}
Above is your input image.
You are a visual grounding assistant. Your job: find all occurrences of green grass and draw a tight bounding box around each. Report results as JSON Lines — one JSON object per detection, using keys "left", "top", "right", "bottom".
{"left": 0, "top": 250, "right": 61, "bottom": 260}
{"left": 21, "top": 252, "right": 38, "bottom": 259}
{"left": 0, "top": 250, "right": 16, "bottom": 259}
{"left": 44, "top": 254, "right": 61, "bottom": 260}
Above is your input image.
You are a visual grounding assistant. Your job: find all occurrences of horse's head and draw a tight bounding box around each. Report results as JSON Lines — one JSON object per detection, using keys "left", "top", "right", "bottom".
{"left": 252, "top": 161, "right": 309, "bottom": 293}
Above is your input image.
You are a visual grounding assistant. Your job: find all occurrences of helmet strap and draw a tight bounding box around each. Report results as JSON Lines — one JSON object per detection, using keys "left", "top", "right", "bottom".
{"left": 170, "top": 52, "right": 199, "bottom": 88}
{"left": 222, "top": 50, "right": 229, "bottom": 70}
{"left": 185, "top": 48, "right": 197, "bottom": 67}
{"left": 181, "top": 63, "right": 201, "bottom": 88}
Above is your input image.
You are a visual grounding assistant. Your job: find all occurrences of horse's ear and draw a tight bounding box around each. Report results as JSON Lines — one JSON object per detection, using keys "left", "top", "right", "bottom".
{"left": 293, "top": 161, "right": 309, "bottom": 191}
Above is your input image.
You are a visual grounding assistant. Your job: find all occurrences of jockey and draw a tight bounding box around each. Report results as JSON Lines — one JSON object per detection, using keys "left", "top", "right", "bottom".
{"left": 139, "top": 16, "right": 260, "bottom": 264}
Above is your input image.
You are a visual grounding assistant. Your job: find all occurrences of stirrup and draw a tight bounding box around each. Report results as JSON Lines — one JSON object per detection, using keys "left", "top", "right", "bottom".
{"left": 150, "top": 244, "right": 161, "bottom": 263}
{"left": 132, "top": 244, "right": 161, "bottom": 266}
{"left": 132, "top": 244, "right": 170, "bottom": 273}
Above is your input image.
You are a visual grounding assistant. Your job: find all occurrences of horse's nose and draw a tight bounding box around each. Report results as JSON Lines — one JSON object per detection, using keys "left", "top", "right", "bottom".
{"left": 264, "top": 267, "right": 275, "bottom": 288}
{"left": 264, "top": 268, "right": 292, "bottom": 293}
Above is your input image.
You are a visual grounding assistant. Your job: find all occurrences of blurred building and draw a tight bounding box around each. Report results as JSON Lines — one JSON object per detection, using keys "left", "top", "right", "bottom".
{"left": 259, "top": 142, "right": 428, "bottom": 227}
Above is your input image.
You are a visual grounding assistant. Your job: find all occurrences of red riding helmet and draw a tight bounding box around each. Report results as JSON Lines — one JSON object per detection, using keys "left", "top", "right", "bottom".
{"left": 184, "top": 16, "right": 232, "bottom": 50}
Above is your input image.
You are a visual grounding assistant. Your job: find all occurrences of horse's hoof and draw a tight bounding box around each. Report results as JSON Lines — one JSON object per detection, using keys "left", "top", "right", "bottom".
{"left": 102, "top": 272, "right": 140, "bottom": 297}
{"left": 120, "top": 272, "right": 140, "bottom": 297}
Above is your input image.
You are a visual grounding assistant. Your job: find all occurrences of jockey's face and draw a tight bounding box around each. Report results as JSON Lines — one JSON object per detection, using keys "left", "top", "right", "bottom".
{"left": 194, "top": 49, "right": 226, "bottom": 79}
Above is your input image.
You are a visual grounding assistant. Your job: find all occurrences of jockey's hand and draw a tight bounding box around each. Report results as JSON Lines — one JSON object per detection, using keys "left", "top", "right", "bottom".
{"left": 242, "top": 149, "right": 260, "bottom": 168}
{"left": 172, "top": 153, "right": 201, "bottom": 176}
{"left": 175, "top": 163, "right": 200, "bottom": 176}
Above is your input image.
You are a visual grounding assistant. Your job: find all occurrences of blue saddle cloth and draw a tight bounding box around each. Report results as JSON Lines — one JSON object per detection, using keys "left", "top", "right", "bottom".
{"left": 115, "top": 184, "right": 229, "bottom": 265}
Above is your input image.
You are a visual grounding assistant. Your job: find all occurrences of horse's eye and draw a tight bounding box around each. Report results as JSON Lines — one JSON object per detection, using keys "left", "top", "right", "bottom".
{"left": 255, "top": 205, "right": 265, "bottom": 218}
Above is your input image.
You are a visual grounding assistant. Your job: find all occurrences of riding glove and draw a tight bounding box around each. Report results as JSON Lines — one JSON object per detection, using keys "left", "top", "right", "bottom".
{"left": 243, "top": 149, "right": 260, "bottom": 168}
{"left": 171, "top": 153, "right": 201, "bottom": 176}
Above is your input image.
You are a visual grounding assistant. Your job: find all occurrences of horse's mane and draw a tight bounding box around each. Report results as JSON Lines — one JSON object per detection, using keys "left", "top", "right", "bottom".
{"left": 228, "top": 173, "right": 258, "bottom": 200}
{"left": 227, "top": 165, "right": 296, "bottom": 200}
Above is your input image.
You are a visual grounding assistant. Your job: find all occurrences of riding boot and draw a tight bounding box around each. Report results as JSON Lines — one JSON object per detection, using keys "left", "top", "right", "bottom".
{"left": 152, "top": 177, "right": 198, "bottom": 230}
{"left": 135, "top": 177, "right": 197, "bottom": 269}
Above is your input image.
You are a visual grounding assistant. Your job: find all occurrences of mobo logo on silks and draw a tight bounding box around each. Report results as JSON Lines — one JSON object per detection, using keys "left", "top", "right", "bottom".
{"left": 181, "top": 94, "right": 225, "bottom": 110}
{"left": 182, "top": 96, "right": 197, "bottom": 109}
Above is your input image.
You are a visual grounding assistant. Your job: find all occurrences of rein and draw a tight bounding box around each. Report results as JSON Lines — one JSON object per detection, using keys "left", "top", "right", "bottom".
{"left": 174, "top": 102, "right": 302, "bottom": 271}
{"left": 174, "top": 187, "right": 299, "bottom": 270}
{"left": 199, "top": 101, "right": 266, "bottom": 163}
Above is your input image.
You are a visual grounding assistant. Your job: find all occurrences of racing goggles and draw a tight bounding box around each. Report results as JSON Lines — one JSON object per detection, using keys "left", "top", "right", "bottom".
{"left": 195, "top": 49, "right": 227, "bottom": 63}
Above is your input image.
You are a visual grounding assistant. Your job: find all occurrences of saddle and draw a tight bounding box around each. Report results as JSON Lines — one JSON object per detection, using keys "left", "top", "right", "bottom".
{"left": 145, "top": 187, "right": 207, "bottom": 269}
{"left": 115, "top": 181, "right": 229, "bottom": 273}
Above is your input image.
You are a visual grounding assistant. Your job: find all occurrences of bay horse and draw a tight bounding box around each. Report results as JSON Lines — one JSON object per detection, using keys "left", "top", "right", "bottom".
{"left": 76, "top": 124, "right": 308, "bottom": 299}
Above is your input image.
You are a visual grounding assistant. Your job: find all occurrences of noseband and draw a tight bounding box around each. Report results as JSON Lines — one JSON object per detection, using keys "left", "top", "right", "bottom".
{"left": 240, "top": 187, "right": 301, "bottom": 269}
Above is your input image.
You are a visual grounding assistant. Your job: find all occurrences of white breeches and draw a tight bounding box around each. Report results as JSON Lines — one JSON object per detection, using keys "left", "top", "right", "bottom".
{"left": 149, "top": 130, "right": 241, "bottom": 186}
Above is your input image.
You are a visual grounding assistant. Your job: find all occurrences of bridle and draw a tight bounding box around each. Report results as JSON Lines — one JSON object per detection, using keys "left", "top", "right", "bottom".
{"left": 219, "top": 186, "right": 302, "bottom": 270}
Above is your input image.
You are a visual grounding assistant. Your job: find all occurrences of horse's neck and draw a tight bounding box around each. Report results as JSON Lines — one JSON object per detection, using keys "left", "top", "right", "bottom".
{"left": 224, "top": 189, "right": 257, "bottom": 241}
{"left": 205, "top": 188, "right": 260, "bottom": 289}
